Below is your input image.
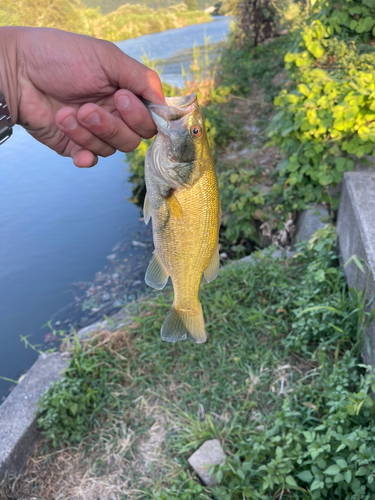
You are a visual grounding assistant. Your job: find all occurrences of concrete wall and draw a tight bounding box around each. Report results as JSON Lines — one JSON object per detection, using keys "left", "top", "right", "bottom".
{"left": 337, "top": 171, "right": 375, "bottom": 366}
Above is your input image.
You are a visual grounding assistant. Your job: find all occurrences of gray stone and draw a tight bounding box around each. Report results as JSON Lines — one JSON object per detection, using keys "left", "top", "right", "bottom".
{"left": 188, "top": 439, "right": 226, "bottom": 487}
{"left": 241, "top": 249, "right": 296, "bottom": 264}
{"left": 78, "top": 319, "right": 109, "bottom": 339}
{"left": 0, "top": 353, "right": 69, "bottom": 480}
{"left": 294, "top": 204, "right": 330, "bottom": 244}
{"left": 337, "top": 172, "right": 375, "bottom": 366}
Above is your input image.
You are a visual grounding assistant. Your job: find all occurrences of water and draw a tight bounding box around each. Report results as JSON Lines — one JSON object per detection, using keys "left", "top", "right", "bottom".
{"left": 0, "top": 16, "right": 230, "bottom": 401}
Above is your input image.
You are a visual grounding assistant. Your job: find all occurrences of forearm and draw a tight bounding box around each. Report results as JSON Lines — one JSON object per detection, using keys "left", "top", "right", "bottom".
{"left": 0, "top": 27, "right": 20, "bottom": 126}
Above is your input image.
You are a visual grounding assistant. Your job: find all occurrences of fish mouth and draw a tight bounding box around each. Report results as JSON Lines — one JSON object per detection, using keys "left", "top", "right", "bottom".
{"left": 143, "top": 94, "right": 197, "bottom": 133}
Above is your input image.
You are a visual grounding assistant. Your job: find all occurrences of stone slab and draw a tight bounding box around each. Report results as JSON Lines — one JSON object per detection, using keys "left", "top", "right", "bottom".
{"left": 188, "top": 439, "right": 226, "bottom": 487}
{"left": 294, "top": 203, "right": 330, "bottom": 244}
{"left": 0, "top": 352, "right": 69, "bottom": 480}
{"left": 337, "top": 171, "right": 375, "bottom": 365}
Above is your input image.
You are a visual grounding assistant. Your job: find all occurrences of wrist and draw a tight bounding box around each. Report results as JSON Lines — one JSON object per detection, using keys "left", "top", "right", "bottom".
{"left": 0, "top": 27, "right": 20, "bottom": 126}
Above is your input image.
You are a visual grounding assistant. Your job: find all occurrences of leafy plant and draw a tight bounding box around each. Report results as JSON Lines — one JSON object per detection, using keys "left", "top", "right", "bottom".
{"left": 268, "top": 2, "right": 375, "bottom": 209}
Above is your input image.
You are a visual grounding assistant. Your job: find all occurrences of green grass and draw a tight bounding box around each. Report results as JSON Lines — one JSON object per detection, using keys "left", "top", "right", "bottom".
{"left": 9, "top": 226, "right": 370, "bottom": 499}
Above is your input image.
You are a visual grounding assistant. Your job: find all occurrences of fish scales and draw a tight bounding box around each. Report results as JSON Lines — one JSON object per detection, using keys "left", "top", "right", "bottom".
{"left": 143, "top": 93, "right": 221, "bottom": 344}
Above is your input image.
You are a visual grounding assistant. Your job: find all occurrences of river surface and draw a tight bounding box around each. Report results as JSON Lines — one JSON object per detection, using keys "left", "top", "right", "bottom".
{"left": 0, "top": 17, "right": 231, "bottom": 400}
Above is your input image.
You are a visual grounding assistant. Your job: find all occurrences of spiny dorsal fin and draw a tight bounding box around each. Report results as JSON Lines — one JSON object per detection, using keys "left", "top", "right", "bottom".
{"left": 143, "top": 192, "right": 151, "bottom": 225}
{"left": 145, "top": 252, "right": 169, "bottom": 290}
{"left": 164, "top": 194, "right": 183, "bottom": 220}
{"left": 203, "top": 244, "right": 220, "bottom": 283}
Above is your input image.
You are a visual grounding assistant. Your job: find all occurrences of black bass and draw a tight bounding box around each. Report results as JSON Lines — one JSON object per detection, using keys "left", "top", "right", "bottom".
{"left": 143, "top": 94, "right": 221, "bottom": 343}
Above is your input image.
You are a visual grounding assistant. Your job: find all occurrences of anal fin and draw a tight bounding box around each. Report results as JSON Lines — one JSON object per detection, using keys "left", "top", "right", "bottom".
{"left": 143, "top": 192, "right": 151, "bottom": 225}
{"left": 145, "top": 252, "right": 169, "bottom": 290}
{"left": 204, "top": 244, "right": 220, "bottom": 283}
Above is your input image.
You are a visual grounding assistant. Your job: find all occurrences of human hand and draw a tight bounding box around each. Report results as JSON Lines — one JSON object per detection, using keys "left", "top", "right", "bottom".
{"left": 0, "top": 26, "right": 164, "bottom": 167}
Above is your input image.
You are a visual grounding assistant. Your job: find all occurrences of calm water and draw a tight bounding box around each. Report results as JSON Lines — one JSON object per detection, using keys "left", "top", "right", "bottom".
{"left": 0, "top": 17, "right": 230, "bottom": 400}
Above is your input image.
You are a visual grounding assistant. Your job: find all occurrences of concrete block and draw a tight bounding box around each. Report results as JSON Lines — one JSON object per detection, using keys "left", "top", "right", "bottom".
{"left": 188, "top": 439, "right": 226, "bottom": 487}
{"left": 294, "top": 204, "right": 330, "bottom": 244}
{"left": 0, "top": 353, "right": 69, "bottom": 480}
{"left": 337, "top": 171, "right": 375, "bottom": 366}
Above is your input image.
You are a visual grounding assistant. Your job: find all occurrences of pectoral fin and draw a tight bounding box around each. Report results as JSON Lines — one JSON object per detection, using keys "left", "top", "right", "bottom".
{"left": 143, "top": 192, "right": 151, "bottom": 225}
{"left": 145, "top": 252, "right": 169, "bottom": 290}
{"left": 164, "top": 194, "right": 183, "bottom": 220}
{"left": 203, "top": 245, "right": 220, "bottom": 283}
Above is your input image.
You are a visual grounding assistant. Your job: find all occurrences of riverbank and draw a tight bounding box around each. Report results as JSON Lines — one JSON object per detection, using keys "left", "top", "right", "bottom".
{"left": 1, "top": 0, "right": 213, "bottom": 42}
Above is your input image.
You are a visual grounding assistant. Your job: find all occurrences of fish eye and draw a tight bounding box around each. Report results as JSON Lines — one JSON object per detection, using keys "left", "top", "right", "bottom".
{"left": 190, "top": 125, "right": 202, "bottom": 138}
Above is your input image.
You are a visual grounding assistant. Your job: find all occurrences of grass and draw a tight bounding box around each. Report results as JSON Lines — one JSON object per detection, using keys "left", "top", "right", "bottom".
{"left": 2, "top": 227, "right": 374, "bottom": 499}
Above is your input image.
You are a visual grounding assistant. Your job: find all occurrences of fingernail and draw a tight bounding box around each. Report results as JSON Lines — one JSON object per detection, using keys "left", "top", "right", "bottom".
{"left": 61, "top": 114, "right": 77, "bottom": 131}
{"left": 84, "top": 112, "right": 100, "bottom": 127}
{"left": 117, "top": 95, "right": 130, "bottom": 110}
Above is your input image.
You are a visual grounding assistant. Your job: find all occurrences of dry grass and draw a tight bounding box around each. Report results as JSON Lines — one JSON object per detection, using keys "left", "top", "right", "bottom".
{"left": 0, "top": 393, "right": 174, "bottom": 500}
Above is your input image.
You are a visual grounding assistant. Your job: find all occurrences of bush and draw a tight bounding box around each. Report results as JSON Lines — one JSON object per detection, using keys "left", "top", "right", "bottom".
{"left": 268, "top": 2, "right": 375, "bottom": 209}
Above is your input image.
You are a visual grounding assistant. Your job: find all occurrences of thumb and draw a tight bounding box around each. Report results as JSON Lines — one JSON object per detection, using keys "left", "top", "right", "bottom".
{"left": 108, "top": 43, "right": 166, "bottom": 105}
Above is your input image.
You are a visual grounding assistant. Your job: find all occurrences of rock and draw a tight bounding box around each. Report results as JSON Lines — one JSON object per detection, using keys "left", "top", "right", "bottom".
{"left": 112, "top": 273, "right": 120, "bottom": 280}
{"left": 113, "top": 299, "right": 123, "bottom": 308}
{"left": 188, "top": 439, "right": 226, "bottom": 487}
{"left": 132, "top": 240, "right": 148, "bottom": 248}
{"left": 132, "top": 280, "right": 142, "bottom": 286}
{"left": 106, "top": 253, "right": 116, "bottom": 261}
{"left": 219, "top": 252, "right": 228, "bottom": 260}
{"left": 102, "top": 293, "right": 110, "bottom": 301}
{"left": 294, "top": 204, "right": 330, "bottom": 244}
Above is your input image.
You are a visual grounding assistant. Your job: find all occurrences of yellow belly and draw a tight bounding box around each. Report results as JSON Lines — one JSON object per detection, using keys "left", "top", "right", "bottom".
{"left": 153, "top": 164, "right": 220, "bottom": 312}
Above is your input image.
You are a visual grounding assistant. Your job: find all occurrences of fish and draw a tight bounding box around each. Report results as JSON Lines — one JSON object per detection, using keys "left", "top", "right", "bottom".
{"left": 142, "top": 93, "right": 221, "bottom": 344}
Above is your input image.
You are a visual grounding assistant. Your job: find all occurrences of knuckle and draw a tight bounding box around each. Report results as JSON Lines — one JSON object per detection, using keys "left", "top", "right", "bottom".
{"left": 101, "top": 124, "right": 119, "bottom": 143}
{"left": 123, "top": 136, "right": 141, "bottom": 153}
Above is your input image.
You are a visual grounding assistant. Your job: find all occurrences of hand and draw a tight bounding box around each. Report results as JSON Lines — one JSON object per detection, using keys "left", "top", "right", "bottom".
{"left": 0, "top": 26, "right": 164, "bottom": 167}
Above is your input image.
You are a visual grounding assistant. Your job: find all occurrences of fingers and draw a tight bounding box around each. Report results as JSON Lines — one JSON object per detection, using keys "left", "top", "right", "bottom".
{"left": 114, "top": 89, "right": 157, "bottom": 139}
{"left": 70, "top": 144, "right": 98, "bottom": 168}
{"left": 76, "top": 101, "right": 142, "bottom": 151}
{"left": 56, "top": 100, "right": 147, "bottom": 162}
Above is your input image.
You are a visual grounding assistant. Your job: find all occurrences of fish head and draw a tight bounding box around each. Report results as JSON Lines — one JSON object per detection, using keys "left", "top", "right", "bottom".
{"left": 145, "top": 94, "right": 211, "bottom": 188}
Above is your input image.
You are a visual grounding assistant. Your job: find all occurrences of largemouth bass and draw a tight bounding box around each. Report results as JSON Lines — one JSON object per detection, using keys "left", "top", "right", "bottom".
{"left": 143, "top": 94, "right": 221, "bottom": 344}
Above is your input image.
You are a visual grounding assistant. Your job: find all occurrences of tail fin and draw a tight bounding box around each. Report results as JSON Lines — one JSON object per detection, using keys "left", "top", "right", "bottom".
{"left": 161, "top": 304, "right": 206, "bottom": 344}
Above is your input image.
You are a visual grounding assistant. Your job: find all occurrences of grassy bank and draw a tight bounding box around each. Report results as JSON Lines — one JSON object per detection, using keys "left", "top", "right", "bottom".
{"left": 1, "top": 228, "right": 375, "bottom": 499}
{"left": 0, "top": 0, "right": 212, "bottom": 42}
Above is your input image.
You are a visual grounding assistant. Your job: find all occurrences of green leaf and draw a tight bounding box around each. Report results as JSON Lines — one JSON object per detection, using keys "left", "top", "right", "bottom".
{"left": 216, "top": 469, "right": 223, "bottom": 483}
{"left": 344, "top": 255, "right": 365, "bottom": 273}
{"left": 344, "top": 470, "right": 352, "bottom": 483}
{"left": 325, "top": 465, "right": 341, "bottom": 475}
{"left": 230, "top": 173, "right": 239, "bottom": 183}
{"left": 314, "top": 269, "right": 325, "bottom": 282}
{"left": 297, "top": 470, "right": 314, "bottom": 483}
{"left": 285, "top": 476, "right": 298, "bottom": 488}
{"left": 335, "top": 458, "right": 347, "bottom": 469}
{"left": 311, "top": 479, "right": 324, "bottom": 491}
{"left": 237, "top": 468, "right": 245, "bottom": 480}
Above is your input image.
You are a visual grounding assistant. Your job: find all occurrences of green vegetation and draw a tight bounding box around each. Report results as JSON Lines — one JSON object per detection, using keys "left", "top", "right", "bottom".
{"left": 268, "top": 0, "right": 375, "bottom": 210}
{"left": 4, "top": 228, "right": 369, "bottom": 499}
{"left": 0, "top": 0, "right": 211, "bottom": 42}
